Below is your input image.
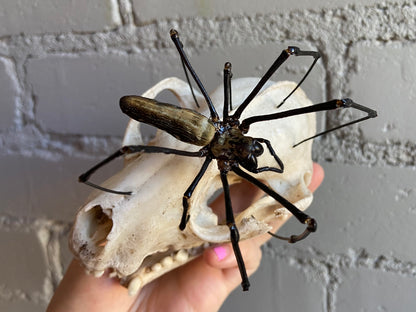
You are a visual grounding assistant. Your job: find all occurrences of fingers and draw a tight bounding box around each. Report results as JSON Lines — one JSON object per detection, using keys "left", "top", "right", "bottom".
{"left": 309, "top": 163, "right": 324, "bottom": 192}
{"left": 47, "top": 259, "right": 134, "bottom": 312}
{"left": 203, "top": 238, "right": 262, "bottom": 292}
{"left": 203, "top": 239, "right": 261, "bottom": 272}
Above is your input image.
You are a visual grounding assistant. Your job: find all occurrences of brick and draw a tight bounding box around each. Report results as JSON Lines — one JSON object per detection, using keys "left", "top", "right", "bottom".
{"left": 349, "top": 41, "right": 416, "bottom": 142}
{"left": 0, "top": 58, "right": 18, "bottom": 131}
{"left": 0, "top": 0, "right": 120, "bottom": 36}
{"left": 336, "top": 267, "right": 416, "bottom": 311}
{"left": 59, "top": 231, "right": 74, "bottom": 273}
{"left": 145, "top": 40, "right": 324, "bottom": 103}
{"left": 177, "top": 42, "right": 325, "bottom": 104}
{"left": 0, "top": 228, "right": 46, "bottom": 293}
{"left": 220, "top": 256, "right": 323, "bottom": 311}
{"left": 276, "top": 162, "right": 416, "bottom": 262}
{"left": 27, "top": 44, "right": 324, "bottom": 136}
{"left": 0, "top": 155, "right": 120, "bottom": 222}
{"left": 132, "top": 0, "right": 386, "bottom": 24}
{"left": 185, "top": 42, "right": 326, "bottom": 133}
{"left": 0, "top": 300, "right": 45, "bottom": 312}
{"left": 27, "top": 53, "right": 151, "bottom": 136}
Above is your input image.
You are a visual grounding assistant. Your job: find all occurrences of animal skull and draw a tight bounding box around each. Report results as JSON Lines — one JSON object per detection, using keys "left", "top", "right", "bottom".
{"left": 70, "top": 77, "right": 316, "bottom": 295}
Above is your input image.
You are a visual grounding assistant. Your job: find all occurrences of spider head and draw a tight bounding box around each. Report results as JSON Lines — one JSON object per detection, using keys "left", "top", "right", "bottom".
{"left": 239, "top": 140, "right": 264, "bottom": 172}
{"left": 252, "top": 141, "right": 264, "bottom": 157}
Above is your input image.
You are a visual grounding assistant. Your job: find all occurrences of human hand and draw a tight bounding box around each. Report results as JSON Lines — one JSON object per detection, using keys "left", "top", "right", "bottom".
{"left": 47, "top": 163, "right": 324, "bottom": 312}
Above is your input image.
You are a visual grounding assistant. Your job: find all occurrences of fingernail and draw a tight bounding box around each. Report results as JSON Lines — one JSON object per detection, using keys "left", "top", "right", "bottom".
{"left": 213, "top": 246, "right": 228, "bottom": 261}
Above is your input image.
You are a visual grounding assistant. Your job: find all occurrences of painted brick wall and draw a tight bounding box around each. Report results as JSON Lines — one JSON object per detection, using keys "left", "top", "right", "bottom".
{"left": 0, "top": 1, "right": 414, "bottom": 311}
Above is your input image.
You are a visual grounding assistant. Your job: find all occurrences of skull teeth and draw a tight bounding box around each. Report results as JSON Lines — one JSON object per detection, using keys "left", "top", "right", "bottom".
{"left": 128, "top": 276, "right": 143, "bottom": 296}
{"left": 92, "top": 270, "right": 104, "bottom": 277}
{"left": 161, "top": 256, "right": 173, "bottom": 267}
{"left": 151, "top": 263, "right": 163, "bottom": 272}
{"left": 127, "top": 244, "right": 211, "bottom": 295}
{"left": 147, "top": 247, "right": 201, "bottom": 273}
{"left": 173, "top": 249, "right": 189, "bottom": 262}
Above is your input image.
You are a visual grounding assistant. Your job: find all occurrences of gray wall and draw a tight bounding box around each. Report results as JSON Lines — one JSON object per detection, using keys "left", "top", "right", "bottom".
{"left": 0, "top": 0, "right": 415, "bottom": 311}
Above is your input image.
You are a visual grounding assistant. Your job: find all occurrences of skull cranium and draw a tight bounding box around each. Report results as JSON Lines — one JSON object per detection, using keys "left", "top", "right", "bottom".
{"left": 69, "top": 77, "right": 316, "bottom": 295}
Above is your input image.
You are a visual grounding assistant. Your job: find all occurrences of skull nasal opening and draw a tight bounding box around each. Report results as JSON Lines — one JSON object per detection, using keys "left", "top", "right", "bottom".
{"left": 85, "top": 205, "right": 113, "bottom": 248}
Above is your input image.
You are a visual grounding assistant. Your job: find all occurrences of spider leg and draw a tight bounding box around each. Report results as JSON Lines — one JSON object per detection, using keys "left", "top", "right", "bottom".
{"left": 220, "top": 170, "right": 250, "bottom": 291}
{"left": 180, "top": 157, "right": 212, "bottom": 230}
{"left": 277, "top": 47, "right": 321, "bottom": 108}
{"left": 233, "top": 47, "right": 320, "bottom": 119}
{"left": 79, "top": 145, "right": 205, "bottom": 195}
{"left": 232, "top": 166, "right": 317, "bottom": 243}
{"left": 170, "top": 29, "right": 219, "bottom": 121}
{"left": 223, "top": 62, "right": 233, "bottom": 118}
{"left": 180, "top": 56, "right": 200, "bottom": 108}
{"left": 251, "top": 138, "right": 284, "bottom": 173}
{"left": 292, "top": 100, "right": 377, "bottom": 147}
{"left": 240, "top": 98, "right": 377, "bottom": 146}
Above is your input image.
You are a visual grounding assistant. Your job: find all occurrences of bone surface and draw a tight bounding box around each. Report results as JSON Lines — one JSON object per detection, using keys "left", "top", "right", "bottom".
{"left": 70, "top": 77, "right": 316, "bottom": 295}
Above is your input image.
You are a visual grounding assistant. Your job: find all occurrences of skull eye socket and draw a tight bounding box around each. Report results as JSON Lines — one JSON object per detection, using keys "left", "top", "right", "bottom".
{"left": 208, "top": 180, "right": 266, "bottom": 225}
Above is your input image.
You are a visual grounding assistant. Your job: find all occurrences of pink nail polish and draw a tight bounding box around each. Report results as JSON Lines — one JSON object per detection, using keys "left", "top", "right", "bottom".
{"left": 213, "top": 246, "right": 228, "bottom": 261}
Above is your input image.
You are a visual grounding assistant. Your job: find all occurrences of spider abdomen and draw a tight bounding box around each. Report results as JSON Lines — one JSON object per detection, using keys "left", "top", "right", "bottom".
{"left": 120, "top": 95, "right": 216, "bottom": 146}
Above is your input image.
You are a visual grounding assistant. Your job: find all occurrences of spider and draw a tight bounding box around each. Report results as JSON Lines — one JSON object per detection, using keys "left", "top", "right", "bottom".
{"left": 79, "top": 29, "right": 377, "bottom": 291}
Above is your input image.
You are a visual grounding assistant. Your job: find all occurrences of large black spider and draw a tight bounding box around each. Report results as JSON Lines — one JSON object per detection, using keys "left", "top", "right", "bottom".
{"left": 79, "top": 29, "right": 377, "bottom": 291}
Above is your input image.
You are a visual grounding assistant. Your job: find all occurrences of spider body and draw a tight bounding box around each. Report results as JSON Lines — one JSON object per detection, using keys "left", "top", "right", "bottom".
{"left": 121, "top": 93, "right": 267, "bottom": 176}
{"left": 209, "top": 123, "right": 264, "bottom": 172}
